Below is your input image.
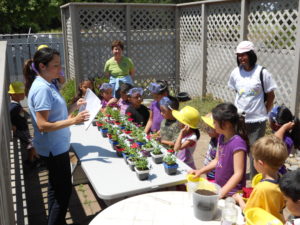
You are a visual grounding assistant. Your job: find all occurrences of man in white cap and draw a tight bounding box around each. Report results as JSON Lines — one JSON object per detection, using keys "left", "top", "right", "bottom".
{"left": 228, "top": 40, "right": 277, "bottom": 179}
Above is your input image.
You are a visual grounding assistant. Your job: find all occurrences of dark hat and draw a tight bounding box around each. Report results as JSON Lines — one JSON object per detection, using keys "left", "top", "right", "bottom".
{"left": 176, "top": 92, "right": 191, "bottom": 102}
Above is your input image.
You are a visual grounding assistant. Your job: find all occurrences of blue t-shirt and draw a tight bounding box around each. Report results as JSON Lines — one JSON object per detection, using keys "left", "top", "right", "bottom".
{"left": 28, "top": 76, "right": 70, "bottom": 157}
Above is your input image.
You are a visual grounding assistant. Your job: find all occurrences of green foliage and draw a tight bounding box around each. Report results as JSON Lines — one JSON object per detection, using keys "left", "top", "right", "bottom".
{"left": 60, "top": 79, "right": 75, "bottom": 108}
{"left": 94, "top": 76, "right": 109, "bottom": 95}
{"left": 163, "top": 153, "right": 177, "bottom": 165}
{"left": 180, "top": 94, "right": 223, "bottom": 131}
{"left": 0, "top": 0, "right": 201, "bottom": 33}
{"left": 135, "top": 157, "right": 149, "bottom": 170}
{"left": 144, "top": 141, "right": 153, "bottom": 148}
{"left": 152, "top": 146, "right": 163, "bottom": 155}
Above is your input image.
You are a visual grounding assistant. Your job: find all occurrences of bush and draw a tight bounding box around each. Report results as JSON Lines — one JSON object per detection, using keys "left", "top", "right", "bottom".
{"left": 60, "top": 79, "right": 75, "bottom": 108}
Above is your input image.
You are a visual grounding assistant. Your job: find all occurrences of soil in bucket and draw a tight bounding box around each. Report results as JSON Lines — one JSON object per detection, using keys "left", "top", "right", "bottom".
{"left": 195, "top": 189, "right": 216, "bottom": 196}
{"left": 193, "top": 185, "right": 220, "bottom": 221}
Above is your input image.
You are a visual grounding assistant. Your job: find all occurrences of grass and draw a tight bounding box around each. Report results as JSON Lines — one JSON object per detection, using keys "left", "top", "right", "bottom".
{"left": 179, "top": 94, "right": 223, "bottom": 131}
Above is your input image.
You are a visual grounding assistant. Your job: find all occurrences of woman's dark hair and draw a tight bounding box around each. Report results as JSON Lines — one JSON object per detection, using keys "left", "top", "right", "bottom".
{"left": 236, "top": 50, "right": 257, "bottom": 69}
{"left": 279, "top": 169, "right": 300, "bottom": 202}
{"left": 156, "top": 80, "right": 169, "bottom": 95}
{"left": 276, "top": 106, "right": 300, "bottom": 149}
{"left": 72, "top": 79, "right": 95, "bottom": 104}
{"left": 212, "top": 102, "right": 249, "bottom": 147}
{"left": 111, "top": 40, "right": 124, "bottom": 50}
{"left": 115, "top": 83, "right": 133, "bottom": 99}
{"left": 23, "top": 47, "right": 60, "bottom": 96}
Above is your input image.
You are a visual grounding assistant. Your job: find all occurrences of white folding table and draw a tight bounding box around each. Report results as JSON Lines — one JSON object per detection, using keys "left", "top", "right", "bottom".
{"left": 70, "top": 124, "right": 192, "bottom": 200}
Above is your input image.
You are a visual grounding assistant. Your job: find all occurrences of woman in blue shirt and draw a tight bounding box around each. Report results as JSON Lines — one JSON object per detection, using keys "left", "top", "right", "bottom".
{"left": 23, "top": 47, "right": 89, "bottom": 225}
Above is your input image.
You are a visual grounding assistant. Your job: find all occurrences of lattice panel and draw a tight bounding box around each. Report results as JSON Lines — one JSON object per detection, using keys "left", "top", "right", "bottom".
{"left": 206, "top": 2, "right": 241, "bottom": 101}
{"left": 130, "top": 7, "right": 176, "bottom": 92}
{"left": 78, "top": 7, "right": 126, "bottom": 78}
{"left": 65, "top": 9, "right": 75, "bottom": 80}
{"left": 248, "top": 0, "right": 298, "bottom": 108}
{"left": 179, "top": 6, "right": 202, "bottom": 97}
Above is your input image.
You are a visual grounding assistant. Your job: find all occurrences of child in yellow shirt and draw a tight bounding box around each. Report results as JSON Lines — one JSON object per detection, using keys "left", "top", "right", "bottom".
{"left": 233, "top": 135, "right": 288, "bottom": 222}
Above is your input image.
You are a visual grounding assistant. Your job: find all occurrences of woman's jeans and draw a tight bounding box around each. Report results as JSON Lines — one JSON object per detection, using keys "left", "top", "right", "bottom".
{"left": 245, "top": 121, "right": 266, "bottom": 179}
{"left": 109, "top": 75, "right": 133, "bottom": 97}
{"left": 40, "top": 151, "right": 72, "bottom": 225}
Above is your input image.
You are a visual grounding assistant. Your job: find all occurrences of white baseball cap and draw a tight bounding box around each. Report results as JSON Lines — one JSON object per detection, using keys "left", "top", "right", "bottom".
{"left": 236, "top": 41, "right": 255, "bottom": 54}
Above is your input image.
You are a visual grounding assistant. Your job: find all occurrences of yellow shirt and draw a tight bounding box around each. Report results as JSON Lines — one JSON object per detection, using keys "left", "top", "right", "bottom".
{"left": 244, "top": 180, "right": 285, "bottom": 222}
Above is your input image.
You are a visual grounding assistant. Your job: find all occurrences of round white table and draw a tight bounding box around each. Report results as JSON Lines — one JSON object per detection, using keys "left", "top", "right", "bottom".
{"left": 89, "top": 191, "right": 244, "bottom": 225}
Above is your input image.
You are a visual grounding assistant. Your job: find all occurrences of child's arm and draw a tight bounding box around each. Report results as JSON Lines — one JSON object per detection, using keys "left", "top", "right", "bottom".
{"left": 274, "top": 121, "right": 294, "bottom": 140}
{"left": 161, "top": 139, "right": 175, "bottom": 147}
{"left": 144, "top": 110, "right": 153, "bottom": 134}
{"left": 107, "top": 97, "right": 118, "bottom": 106}
{"left": 220, "top": 150, "right": 245, "bottom": 198}
{"left": 189, "top": 156, "right": 218, "bottom": 178}
{"left": 232, "top": 193, "right": 246, "bottom": 210}
{"left": 174, "top": 125, "right": 193, "bottom": 151}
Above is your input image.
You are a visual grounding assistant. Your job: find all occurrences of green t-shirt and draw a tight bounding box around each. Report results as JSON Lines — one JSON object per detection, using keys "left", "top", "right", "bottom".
{"left": 104, "top": 56, "right": 134, "bottom": 78}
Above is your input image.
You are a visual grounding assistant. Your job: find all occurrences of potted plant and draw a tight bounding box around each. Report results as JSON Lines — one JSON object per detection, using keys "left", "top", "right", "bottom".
{"left": 115, "top": 139, "right": 127, "bottom": 157}
{"left": 136, "top": 133, "right": 146, "bottom": 147}
{"left": 134, "top": 157, "right": 150, "bottom": 180}
{"left": 127, "top": 152, "right": 139, "bottom": 171}
{"left": 150, "top": 146, "right": 164, "bottom": 164}
{"left": 141, "top": 141, "right": 154, "bottom": 157}
{"left": 96, "top": 121, "right": 104, "bottom": 131}
{"left": 100, "top": 123, "right": 109, "bottom": 138}
{"left": 122, "top": 147, "right": 131, "bottom": 164}
{"left": 163, "top": 153, "right": 178, "bottom": 175}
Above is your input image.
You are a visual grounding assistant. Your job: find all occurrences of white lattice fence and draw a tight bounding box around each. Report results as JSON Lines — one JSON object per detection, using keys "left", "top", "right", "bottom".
{"left": 130, "top": 6, "right": 176, "bottom": 91}
{"left": 61, "top": 4, "right": 177, "bottom": 93}
{"left": 247, "top": 0, "right": 299, "bottom": 109}
{"left": 205, "top": 2, "right": 241, "bottom": 102}
{"left": 179, "top": 5, "right": 202, "bottom": 97}
{"left": 61, "top": 1, "right": 300, "bottom": 114}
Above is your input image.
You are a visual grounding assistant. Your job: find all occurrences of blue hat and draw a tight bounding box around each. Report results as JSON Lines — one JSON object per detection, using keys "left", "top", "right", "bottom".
{"left": 127, "top": 87, "right": 143, "bottom": 96}
{"left": 148, "top": 83, "right": 161, "bottom": 94}
{"left": 99, "top": 83, "right": 113, "bottom": 91}
{"left": 269, "top": 105, "right": 280, "bottom": 123}
{"left": 159, "top": 96, "right": 172, "bottom": 108}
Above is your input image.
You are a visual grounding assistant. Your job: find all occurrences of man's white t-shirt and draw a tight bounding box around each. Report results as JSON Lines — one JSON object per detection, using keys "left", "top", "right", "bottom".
{"left": 228, "top": 65, "right": 277, "bottom": 123}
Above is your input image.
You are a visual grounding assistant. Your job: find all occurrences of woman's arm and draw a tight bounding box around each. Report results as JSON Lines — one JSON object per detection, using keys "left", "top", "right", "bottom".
{"left": 129, "top": 68, "right": 135, "bottom": 79}
{"left": 36, "top": 110, "right": 89, "bottom": 132}
{"left": 265, "top": 90, "right": 275, "bottom": 113}
{"left": 144, "top": 110, "right": 153, "bottom": 134}
{"left": 220, "top": 150, "right": 245, "bottom": 198}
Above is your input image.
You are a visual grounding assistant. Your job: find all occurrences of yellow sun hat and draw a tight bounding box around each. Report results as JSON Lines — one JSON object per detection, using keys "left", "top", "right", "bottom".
{"left": 201, "top": 113, "right": 215, "bottom": 129}
{"left": 245, "top": 207, "right": 283, "bottom": 225}
{"left": 8, "top": 81, "right": 25, "bottom": 94}
{"left": 172, "top": 106, "right": 200, "bottom": 129}
{"left": 37, "top": 44, "right": 49, "bottom": 51}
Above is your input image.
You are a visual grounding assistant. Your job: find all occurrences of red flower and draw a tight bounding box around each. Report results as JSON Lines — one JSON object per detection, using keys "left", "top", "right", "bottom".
{"left": 106, "top": 114, "right": 112, "bottom": 117}
{"left": 116, "top": 147, "right": 125, "bottom": 152}
{"left": 128, "top": 118, "right": 134, "bottom": 122}
{"left": 131, "top": 143, "right": 139, "bottom": 149}
{"left": 96, "top": 122, "right": 103, "bottom": 127}
{"left": 167, "top": 149, "right": 175, "bottom": 153}
{"left": 126, "top": 112, "right": 132, "bottom": 117}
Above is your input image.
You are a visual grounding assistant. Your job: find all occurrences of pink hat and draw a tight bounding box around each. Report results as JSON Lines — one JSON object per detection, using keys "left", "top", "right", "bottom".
{"left": 236, "top": 41, "right": 255, "bottom": 54}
